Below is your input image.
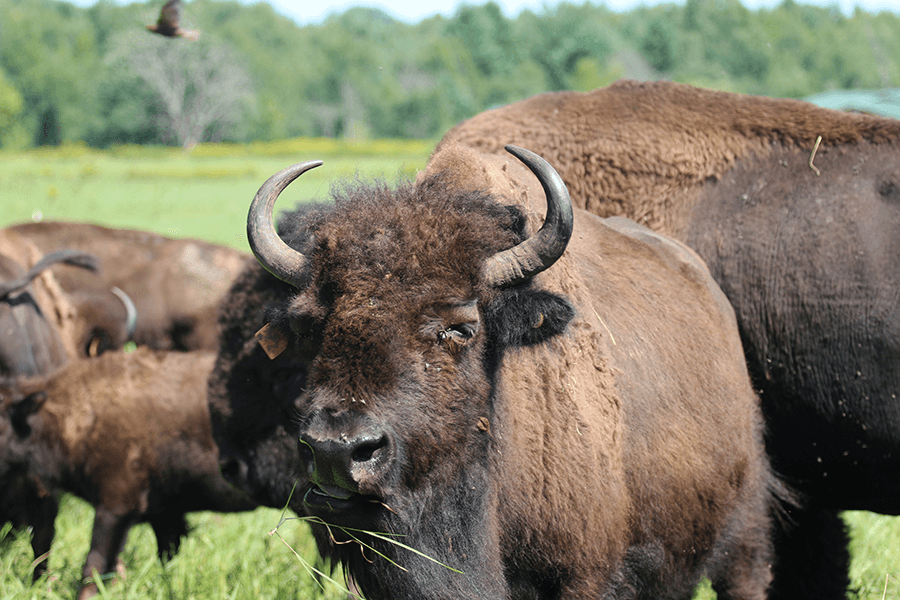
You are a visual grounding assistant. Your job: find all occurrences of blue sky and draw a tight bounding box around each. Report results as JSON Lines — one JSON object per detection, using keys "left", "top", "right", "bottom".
{"left": 68, "top": 0, "right": 900, "bottom": 26}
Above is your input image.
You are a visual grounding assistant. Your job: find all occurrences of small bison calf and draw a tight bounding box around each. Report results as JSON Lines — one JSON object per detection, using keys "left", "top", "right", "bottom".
{"left": 0, "top": 348, "right": 257, "bottom": 598}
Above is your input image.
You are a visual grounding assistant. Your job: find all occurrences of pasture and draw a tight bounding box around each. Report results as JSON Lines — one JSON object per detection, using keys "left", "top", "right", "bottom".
{"left": 0, "top": 140, "right": 897, "bottom": 599}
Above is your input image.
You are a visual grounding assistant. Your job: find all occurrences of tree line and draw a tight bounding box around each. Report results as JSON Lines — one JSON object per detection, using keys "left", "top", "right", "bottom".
{"left": 1, "top": 0, "right": 899, "bottom": 149}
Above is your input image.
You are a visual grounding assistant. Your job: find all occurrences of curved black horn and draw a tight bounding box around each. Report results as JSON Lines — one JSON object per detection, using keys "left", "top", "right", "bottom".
{"left": 247, "top": 160, "right": 323, "bottom": 287}
{"left": 481, "top": 145, "right": 574, "bottom": 288}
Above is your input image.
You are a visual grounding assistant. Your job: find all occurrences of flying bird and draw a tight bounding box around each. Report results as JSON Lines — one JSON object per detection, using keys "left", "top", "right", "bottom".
{"left": 146, "top": 0, "right": 200, "bottom": 40}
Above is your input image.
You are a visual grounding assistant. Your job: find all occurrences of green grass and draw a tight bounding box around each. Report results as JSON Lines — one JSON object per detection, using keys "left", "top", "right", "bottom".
{"left": 1, "top": 495, "right": 349, "bottom": 600}
{"left": 2, "top": 139, "right": 899, "bottom": 598}
{"left": 0, "top": 138, "right": 433, "bottom": 250}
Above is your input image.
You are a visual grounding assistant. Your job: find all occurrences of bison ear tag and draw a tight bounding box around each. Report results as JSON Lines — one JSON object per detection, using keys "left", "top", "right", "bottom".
{"left": 255, "top": 323, "right": 289, "bottom": 360}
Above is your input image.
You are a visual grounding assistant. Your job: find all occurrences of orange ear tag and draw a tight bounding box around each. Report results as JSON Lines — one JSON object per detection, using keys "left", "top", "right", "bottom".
{"left": 255, "top": 323, "right": 289, "bottom": 359}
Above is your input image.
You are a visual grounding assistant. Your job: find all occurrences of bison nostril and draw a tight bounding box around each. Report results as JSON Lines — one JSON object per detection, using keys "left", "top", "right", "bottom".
{"left": 351, "top": 434, "right": 388, "bottom": 464}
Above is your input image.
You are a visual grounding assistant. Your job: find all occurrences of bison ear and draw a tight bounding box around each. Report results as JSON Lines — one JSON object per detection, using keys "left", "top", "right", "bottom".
{"left": 484, "top": 288, "right": 574, "bottom": 347}
{"left": 10, "top": 391, "right": 47, "bottom": 437}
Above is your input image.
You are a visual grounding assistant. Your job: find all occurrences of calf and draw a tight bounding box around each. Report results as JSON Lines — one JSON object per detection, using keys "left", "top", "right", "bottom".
{"left": 0, "top": 348, "right": 257, "bottom": 598}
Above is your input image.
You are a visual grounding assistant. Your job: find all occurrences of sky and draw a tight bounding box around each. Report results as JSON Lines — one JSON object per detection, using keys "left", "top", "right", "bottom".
{"left": 68, "top": 0, "right": 900, "bottom": 26}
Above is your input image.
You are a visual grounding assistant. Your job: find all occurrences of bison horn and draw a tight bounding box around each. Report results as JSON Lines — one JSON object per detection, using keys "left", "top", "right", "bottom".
{"left": 247, "top": 160, "right": 323, "bottom": 287}
{"left": 0, "top": 249, "right": 99, "bottom": 300}
{"left": 481, "top": 145, "right": 574, "bottom": 288}
{"left": 110, "top": 286, "right": 138, "bottom": 341}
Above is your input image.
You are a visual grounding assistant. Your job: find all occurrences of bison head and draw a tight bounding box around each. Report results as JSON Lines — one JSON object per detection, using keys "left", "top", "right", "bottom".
{"left": 212, "top": 146, "right": 575, "bottom": 597}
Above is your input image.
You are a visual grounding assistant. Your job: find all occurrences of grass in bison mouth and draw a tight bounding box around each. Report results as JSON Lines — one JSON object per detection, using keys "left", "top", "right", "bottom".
{"left": 301, "top": 482, "right": 385, "bottom": 514}
{"left": 267, "top": 478, "right": 462, "bottom": 594}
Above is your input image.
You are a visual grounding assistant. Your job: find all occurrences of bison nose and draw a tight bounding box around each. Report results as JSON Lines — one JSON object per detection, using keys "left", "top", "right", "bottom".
{"left": 299, "top": 426, "right": 391, "bottom": 495}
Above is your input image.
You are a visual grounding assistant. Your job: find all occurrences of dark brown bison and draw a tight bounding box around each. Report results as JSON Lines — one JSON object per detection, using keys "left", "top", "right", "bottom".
{"left": 0, "top": 348, "right": 257, "bottom": 598}
{"left": 0, "top": 444, "right": 58, "bottom": 581}
{"left": 0, "top": 230, "right": 134, "bottom": 377}
{"left": 1, "top": 231, "right": 137, "bottom": 579}
{"left": 7, "top": 221, "right": 251, "bottom": 352}
{"left": 208, "top": 144, "right": 781, "bottom": 599}
{"left": 437, "top": 79, "right": 900, "bottom": 599}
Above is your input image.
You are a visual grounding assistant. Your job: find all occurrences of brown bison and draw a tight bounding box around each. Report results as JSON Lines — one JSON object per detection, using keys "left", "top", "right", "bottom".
{"left": 438, "top": 79, "right": 900, "bottom": 599}
{"left": 1, "top": 231, "right": 137, "bottom": 579}
{"left": 7, "top": 221, "right": 251, "bottom": 352}
{"left": 0, "top": 348, "right": 257, "bottom": 598}
{"left": 208, "top": 144, "right": 781, "bottom": 599}
{"left": 0, "top": 230, "right": 134, "bottom": 377}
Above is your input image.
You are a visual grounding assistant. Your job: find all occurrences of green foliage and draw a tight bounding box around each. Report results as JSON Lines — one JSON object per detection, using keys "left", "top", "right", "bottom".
{"left": 640, "top": 16, "right": 675, "bottom": 73}
{"left": 2, "top": 0, "right": 898, "bottom": 148}
{"left": 0, "top": 66, "right": 24, "bottom": 148}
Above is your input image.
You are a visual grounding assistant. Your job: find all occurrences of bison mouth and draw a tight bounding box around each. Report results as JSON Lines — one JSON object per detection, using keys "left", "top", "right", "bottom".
{"left": 302, "top": 482, "right": 383, "bottom": 514}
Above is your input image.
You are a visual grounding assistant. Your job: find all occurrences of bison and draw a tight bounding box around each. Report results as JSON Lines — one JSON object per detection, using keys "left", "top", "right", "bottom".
{"left": 437, "top": 79, "right": 900, "bottom": 599}
{"left": 208, "top": 144, "right": 782, "bottom": 599}
{"left": 0, "top": 230, "right": 135, "bottom": 377}
{"left": 7, "top": 221, "right": 251, "bottom": 352}
{"left": 0, "top": 348, "right": 257, "bottom": 598}
{"left": 1, "top": 231, "right": 138, "bottom": 579}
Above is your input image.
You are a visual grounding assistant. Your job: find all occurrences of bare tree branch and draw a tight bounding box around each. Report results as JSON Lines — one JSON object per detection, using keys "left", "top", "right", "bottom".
{"left": 106, "top": 34, "right": 255, "bottom": 148}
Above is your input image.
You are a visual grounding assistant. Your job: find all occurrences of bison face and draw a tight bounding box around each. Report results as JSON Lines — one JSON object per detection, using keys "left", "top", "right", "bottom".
{"left": 291, "top": 294, "right": 493, "bottom": 529}
{"left": 235, "top": 147, "right": 575, "bottom": 596}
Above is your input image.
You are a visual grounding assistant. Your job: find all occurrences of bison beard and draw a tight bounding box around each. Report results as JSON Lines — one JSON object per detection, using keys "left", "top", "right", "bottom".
{"left": 209, "top": 145, "right": 779, "bottom": 600}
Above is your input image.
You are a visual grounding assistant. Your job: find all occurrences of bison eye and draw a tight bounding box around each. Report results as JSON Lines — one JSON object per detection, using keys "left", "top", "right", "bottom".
{"left": 438, "top": 321, "right": 479, "bottom": 345}
{"left": 430, "top": 300, "right": 480, "bottom": 350}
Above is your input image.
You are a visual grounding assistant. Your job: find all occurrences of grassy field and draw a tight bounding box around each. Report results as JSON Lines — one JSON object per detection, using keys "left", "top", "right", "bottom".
{"left": 1, "top": 140, "right": 898, "bottom": 599}
{"left": 0, "top": 138, "right": 434, "bottom": 248}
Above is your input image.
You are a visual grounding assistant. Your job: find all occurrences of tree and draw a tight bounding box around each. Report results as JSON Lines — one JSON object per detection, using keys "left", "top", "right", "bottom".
{"left": 641, "top": 15, "right": 675, "bottom": 73}
{"left": 105, "top": 33, "right": 256, "bottom": 148}
{"left": 0, "top": 66, "right": 23, "bottom": 148}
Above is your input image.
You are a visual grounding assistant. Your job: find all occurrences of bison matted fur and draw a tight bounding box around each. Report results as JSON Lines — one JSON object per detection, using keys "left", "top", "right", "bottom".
{"left": 0, "top": 348, "right": 256, "bottom": 598}
{"left": 8, "top": 221, "right": 252, "bottom": 352}
{"left": 209, "top": 144, "right": 780, "bottom": 600}
{"left": 440, "top": 79, "right": 900, "bottom": 599}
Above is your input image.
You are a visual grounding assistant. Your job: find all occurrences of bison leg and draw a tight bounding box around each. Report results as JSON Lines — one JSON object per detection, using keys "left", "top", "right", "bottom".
{"left": 707, "top": 494, "right": 775, "bottom": 600}
{"left": 708, "top": 537, "right": 773, "bottom": 600}
{"left": 767, "top": 506, "right": 850, "bottom": 600}
{"left": 77, "top": 507, "right": 135, "bottom": 600}
{"left": 149, "top": 512, "right": 188, "bottom": 562}
{"left": 29, "top": 495, "right": 59, "bottom": 581}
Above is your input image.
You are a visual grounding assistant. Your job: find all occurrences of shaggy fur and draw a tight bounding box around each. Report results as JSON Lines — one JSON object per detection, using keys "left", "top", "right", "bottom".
{"left": 8, "top": 221, "right": 251, "bottom": 352}
{"left": 0, "top": 231, "right": 78, "bottom": 377}
{"left": 0, "top": 349, "right": 257, "bottom": 598}
{"left": 0, "top": 229, "right": 137, "bottom": 376}
{"left": 210, "top": 145, "right": 778, "bottom": 599}
{"left": 440, "top": 79, "right": 900, "bottom": 599}
{"left": 0, "top": 231, "right": 141, "bottom": 579}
